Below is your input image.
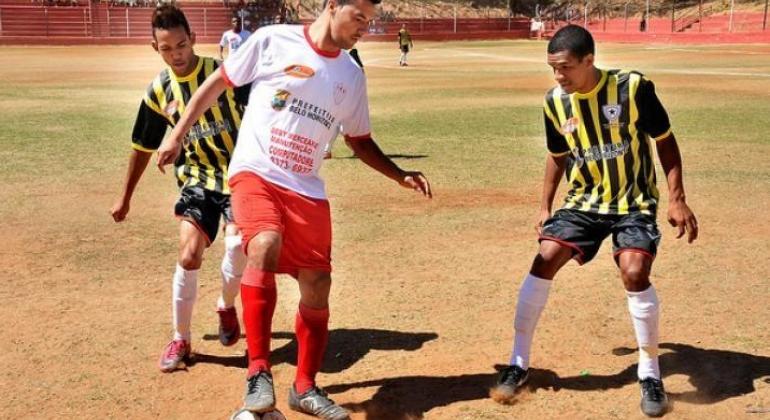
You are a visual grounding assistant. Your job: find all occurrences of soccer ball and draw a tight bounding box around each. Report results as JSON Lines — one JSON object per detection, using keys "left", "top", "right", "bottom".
{"left": 230, "top": 409, "right": 287, "bottom": 420}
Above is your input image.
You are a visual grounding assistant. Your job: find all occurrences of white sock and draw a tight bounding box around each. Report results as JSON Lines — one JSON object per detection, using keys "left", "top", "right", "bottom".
{"left": 172, "top": 264, "right": 198, "bottom": 342}
{"left": 510, "top": 273, "right": 552, "bottom": 369}
{"left": 627, "top": 285, "right": 661, "bottom": 380}
{"left": 219, "top": 235, "right": 246, "bottom": 309}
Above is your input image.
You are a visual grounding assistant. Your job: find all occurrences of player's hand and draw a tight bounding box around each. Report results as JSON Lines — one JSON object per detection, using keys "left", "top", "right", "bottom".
{"left": 110, "top": 198, "right": 130, "bottom": 222}
{"left": 535, "top": 209, "right": 551, "bottom": 235}
{"left": 667, "top": 200, "right": 698, "bottom": 243}
{"left": 156, "top": 137, "right": 182, "bottom": 174}
{"left": 398, "top": 171, "right": 432, "bottom": 198}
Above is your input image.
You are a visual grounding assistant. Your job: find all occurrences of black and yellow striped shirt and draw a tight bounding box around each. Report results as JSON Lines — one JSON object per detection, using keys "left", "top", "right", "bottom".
{"left": 132, "top": 56, "right": 249, "bottom": 194}
{"left": 544, "top": 69, "right": 672, "bottom": 215}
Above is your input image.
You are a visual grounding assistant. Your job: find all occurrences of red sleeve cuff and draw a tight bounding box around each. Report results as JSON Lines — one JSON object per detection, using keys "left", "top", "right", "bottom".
{"left": 344, "top": 133, "right": 372, "bottom": 142}
{"left": 220, "top": 65, "right": 235, "bottom": 88}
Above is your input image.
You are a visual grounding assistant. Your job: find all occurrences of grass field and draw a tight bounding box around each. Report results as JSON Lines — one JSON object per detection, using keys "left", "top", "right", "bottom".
{"left": 1, "top": 40, "right": 769, "bottom": 419}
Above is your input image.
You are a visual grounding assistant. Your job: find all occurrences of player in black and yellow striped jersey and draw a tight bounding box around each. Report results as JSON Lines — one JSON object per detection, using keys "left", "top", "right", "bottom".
{"left": 492, "top": 25, "right": 698, "bottom": 418}
{"left": 110, "top": 5, "right": 250, "bottom": 374}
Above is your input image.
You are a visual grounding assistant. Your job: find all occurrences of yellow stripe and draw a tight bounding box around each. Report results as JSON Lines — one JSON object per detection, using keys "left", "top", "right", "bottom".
{"left": 170, "top": 75, "right": 215, "bottom": 190}
{"left": 188, "top": 60, "right": 223, "bottom": 191}
{"left": 176, "top": 164, "right": 189, "bottom": 186}
{"left": 607, "top": 74, "right": 629, "bottom": 214}
{"left": 628, "top": 73, "right": 647, "bottom": 211}
{"left": 551, "top": 89, "right": 585, "bottom": 210}
{"left": 205, "top": 59, "right": 235, "bottom": 193}
{"left": 587, "top": 89, "right": 612, "bottom": 214}
{"left": 131, "top": 143, "right": 156, "bottom": 153}
{"left": 570, "top": 95, "right": 602, "bottom": 212}
{"left": 152, "top": 77, "right": 173, "bottom": 125}
{"left": 652, "top": 128, "right": 672, "bottom": 142}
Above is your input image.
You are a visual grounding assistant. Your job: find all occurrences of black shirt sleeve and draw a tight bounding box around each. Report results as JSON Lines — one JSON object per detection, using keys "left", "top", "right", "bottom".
{"left": 131, "top": 100, "right": 168, "bottom": 151}
{"left": 635, "top": 77, "right": 672, "bottom": 140}
{"left": 544, "top": 110, "right": 570, "bottom": 155}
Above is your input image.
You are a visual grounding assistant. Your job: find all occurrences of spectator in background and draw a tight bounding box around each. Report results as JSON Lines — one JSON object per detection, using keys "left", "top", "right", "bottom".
{"left": 219, "top": 17, "right": 252, "bottom": 60}
{"left": 397, "top": 23, "right": 413, "bottom": 67}
{"left": 640, "top": 16, "right": 647, "bottom": 32}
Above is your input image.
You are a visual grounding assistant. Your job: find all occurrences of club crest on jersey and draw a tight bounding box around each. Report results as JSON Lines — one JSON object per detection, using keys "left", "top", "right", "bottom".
{"left": 164, "top": 100, "right": 179, "bottom": 117}
{"left": 560, "top": 116, "right": 580, "bottom": 135}
{"left": 284, "top": 64, "right": 315, "bottom": 79}
{"left": 602, "top": 104, "right": 622, "bottom": 123}
{"left": 271, "top": 89, "right": 291, "bottom": 111}
{"left": 333, "top": 82, "right": 346, "bottom": 105}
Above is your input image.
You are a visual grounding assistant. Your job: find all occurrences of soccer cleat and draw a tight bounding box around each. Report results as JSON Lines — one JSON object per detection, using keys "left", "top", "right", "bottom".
{"left": 289, "top": 384, "right": 350, "bottom": 420}
{"left": 639, "top": 377, "right": 669, "bottom": 417}
{"left": 158, "top": 339, "right": 191, "bottom": 372}
{"left": 490, "top": 364, "right": 529, "bottom": 404}
{"left": 217, "top": 306, "right": 241, "bottom": 347}
{"left": 243, "top": 371, "right": 276, "bottom": 413}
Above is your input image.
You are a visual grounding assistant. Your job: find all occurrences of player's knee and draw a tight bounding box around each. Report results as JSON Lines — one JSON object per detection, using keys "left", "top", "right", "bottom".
{"left": 246, "top": 232, "right": 281, "bottom": 269}
{"left": 179, "top": 250, "right": 203, "bottom": 270}
{"left": 530, "top": 252, "right": 560, "bottom": 279}
{"left": 620, "top": 264, "right": 650, "bottom": 291}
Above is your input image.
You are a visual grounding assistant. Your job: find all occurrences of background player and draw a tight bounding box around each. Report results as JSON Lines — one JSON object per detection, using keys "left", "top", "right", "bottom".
{"left": 220, "top": 17, "right": 252, "bottom": 60}
{"left": 397, "top": 23, "right": 413, "bottom": 66}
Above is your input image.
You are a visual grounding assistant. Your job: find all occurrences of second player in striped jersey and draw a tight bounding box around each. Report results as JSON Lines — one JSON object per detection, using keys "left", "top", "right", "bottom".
{"left": 111, "top": 5, "right": 250, "bottom": 374}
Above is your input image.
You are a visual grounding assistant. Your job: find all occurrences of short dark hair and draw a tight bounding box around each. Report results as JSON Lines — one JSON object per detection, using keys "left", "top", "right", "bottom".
{"left": 323, "top": 0, "right": 382, "bottom": 8}
{"left": 547, "top": 24, "right": 594, "bottom": 59}
{"left": 152, "top": 5, "right": 191, "bottom": 38}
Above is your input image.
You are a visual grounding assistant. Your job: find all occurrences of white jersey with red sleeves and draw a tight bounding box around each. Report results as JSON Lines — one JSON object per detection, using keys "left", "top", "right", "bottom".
{"left": 222, "top": 24, "right": 371, "bottom": 199}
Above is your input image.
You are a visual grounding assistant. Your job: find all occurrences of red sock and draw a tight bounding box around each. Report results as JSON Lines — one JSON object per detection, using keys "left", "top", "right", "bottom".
{"left": 294, "top": 303, "right": 329, "bottom": 394}
{"left": 241, "top": 266, "right": 277, "bottom": 377}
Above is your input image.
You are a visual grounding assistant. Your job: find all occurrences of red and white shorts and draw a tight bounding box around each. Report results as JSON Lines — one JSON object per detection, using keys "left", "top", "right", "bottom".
{"left": 229, "top": 172, "right": 332, "bottom": 278}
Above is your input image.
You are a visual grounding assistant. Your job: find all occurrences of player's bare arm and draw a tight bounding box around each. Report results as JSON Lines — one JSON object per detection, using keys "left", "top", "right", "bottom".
{"left": 111, "top": 149, "right": 153, "bottom": 222}
{"left": 536, "top": 153, "right": 567, "bottom": 234}
{"left": 656, "top": 133, "right": 698, "bottom": 243}
{"left": 156, "top": 70, "right": 228, "bottom": 172}
{"left": 345, "top": 137, "right": 432, "bottom": 198}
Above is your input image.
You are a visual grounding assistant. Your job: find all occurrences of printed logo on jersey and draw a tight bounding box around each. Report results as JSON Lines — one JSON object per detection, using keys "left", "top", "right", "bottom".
{"left": 602, "top": 104, "right": 622, "bottom": 123}
{"left": 284, "top": 64, "right": 315, "bottom": 79}
{"left": 560, "top": 116, "right": 580, "bottom": 135}
{"left": 333, "top": 82, "right": 347, "bottom": 105}
{"left": 271, "top": 89, "right": 291, "bottom": 111}
{"left": 570, "top": 139, "right": 631, "bottom": 169}
{"left": 164, "top": 100, "right": 179, "bottom": 117}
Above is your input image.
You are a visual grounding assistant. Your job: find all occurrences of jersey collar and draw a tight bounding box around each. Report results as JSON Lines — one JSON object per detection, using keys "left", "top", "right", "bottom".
{"left": 169, "top": 56, "right": 204, "bottom": 83}
{"left": 303, "top": 25, "right": 341, "bottom": 59}
{"left": 572, "top": 69, "right": 607, "bottom": 99}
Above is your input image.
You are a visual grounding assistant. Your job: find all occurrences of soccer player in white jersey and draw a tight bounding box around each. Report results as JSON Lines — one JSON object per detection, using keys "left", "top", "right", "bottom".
{"left": 156, "top": 0, "right": 432, "bottom": 418}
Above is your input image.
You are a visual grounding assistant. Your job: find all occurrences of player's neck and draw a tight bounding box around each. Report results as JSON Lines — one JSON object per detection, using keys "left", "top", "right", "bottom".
{"left": 307, "top": 15, "right": 341, "bottom": 54}
{"left": 173, "top": 55, "right": 200, "bottom": 79}
{"left": 576, "top": 67, "right": 602, "bottom": 95}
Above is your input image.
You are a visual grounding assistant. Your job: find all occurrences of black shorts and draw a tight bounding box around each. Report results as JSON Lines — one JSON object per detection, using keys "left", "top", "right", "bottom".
{"left": 540, "top": 208, "right": 661, "bottom": 265}
{"left": 174, "top": 185, "right": 234, "bottom": 244}
{"left": 400, "top": 45, "right": 410, "bottom": 53}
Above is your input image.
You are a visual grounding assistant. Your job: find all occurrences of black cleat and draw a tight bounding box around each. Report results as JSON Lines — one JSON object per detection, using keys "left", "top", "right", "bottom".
{"left": 639, "top": 377, "right": 669, "bottom": 417}
{"left": 490, "top": 364, "right": 529, "bottom": 404}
